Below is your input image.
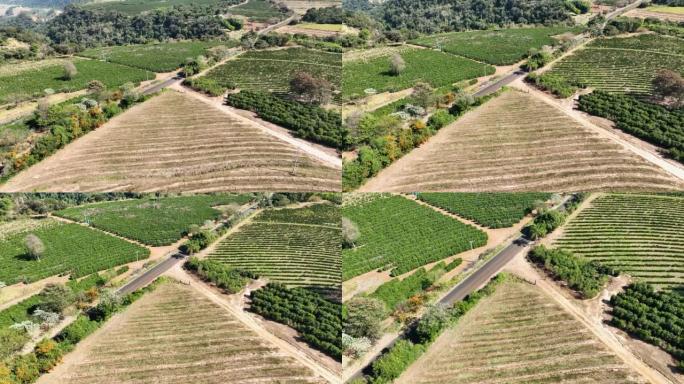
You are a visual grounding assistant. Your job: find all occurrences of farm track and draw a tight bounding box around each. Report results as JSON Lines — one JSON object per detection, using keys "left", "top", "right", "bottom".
{"left": 0, "top": 91, "right": 340, "bottom": 192}
{"left": 396, "top": 279, "right": 649, "bottom": 384}
{"left": 359, "top": 90, "right": 684, "bottom": 192}
{"left": 37, "top": 281, "right": 329, "bottom": 384}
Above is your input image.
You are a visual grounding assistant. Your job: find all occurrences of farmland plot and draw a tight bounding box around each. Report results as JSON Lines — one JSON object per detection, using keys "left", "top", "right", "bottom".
{"left": 0, "top": 91, "right": 340, "bottom": 192}
{"left": 554, "top": 194, "right": 684, "bottom": 291}
{"left": 228, "top": 0, "right": 287, "bottom": 21}
{"left": 39, "top": 281, "right": 327, "bottom": 384}
{"left": 417, "top": 192, "right": 552, "bottom": 228}
{"left": 396, "top": 279, "right": 646, "bottom": 384}
{"left": 341, "top": 194, "right": 487, "bottom": 280}
{"left": 411, "top": 26, "right": 579, "bottom": 65}
{"left": 208, "top": 205, "right": 341, "bottom": 290}
{"left": 0, "top": 58, "right": 153, "bottom": 105}
{"left": 342, "top": 46, "right": 492, "bottom": 99}
{"left": 359, "top": 90, "right": 684, "bottom": 192}
{"left": 79, "top": 0, "right": 235, "bottom": 15}
{"left": 544, "top": 34, "right": 684, "bottom": 96}
{"left": 55, "top": 194, "right": 252, "bottom": 246}
{"left": 0, "top": 218, "right": 149, "bottom": 285}
{"left": 202, "top": 47, "right": 341, "bottom": 93}
{"left": 79, "top": 40, "right": 237, "bottom": 72}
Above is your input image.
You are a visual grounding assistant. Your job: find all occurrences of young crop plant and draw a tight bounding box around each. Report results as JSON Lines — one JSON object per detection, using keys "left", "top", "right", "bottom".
{"left": 55, "top": 194, "right": 252, "bottom": 246}
{"left": 208, "top": 204, "right": 341, "bottom": 292}
{"left": 411, "top": 26, "right": 580, "bottom": 65}
{"left": 417, "top": 192, "right": 552, "bottom": 228}
{"left": 250, "top": 283, "right": 342, "bottom": 360}
{"left": 342, "top": 46, "right": 492, "bottom": 99}
{"left": 554, "top": 194, "right": 684, "bottom": 290}
{"left": 79, "top": 40, "right": 238, "bottom": 72}
{"left": 0, "top": 219, "right": 149, "bottom": 284}
{"left": 342, "top": 194, "right": 486, "bottom": 280}
{"left": 0, "top": 59, "right": 153, "bottom": 105}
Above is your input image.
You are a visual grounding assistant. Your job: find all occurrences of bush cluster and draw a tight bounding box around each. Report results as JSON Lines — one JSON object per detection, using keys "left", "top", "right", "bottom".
{"left": 184, "top": 257, "right": 255, "bottom": 294}
{"left": 250, "top": 283, "right": 342, "bottom": 360}
{"left": 528, "top": 245, "right": 617, "bottom": 298}
{"left": 225, "top": 91, "right": 343, "bottom": 149}
{"left": 578, "top": 91, "right": 684, "bottom": 163}
{"left": 609, "top": 283, "right": 683, "bottom": 365}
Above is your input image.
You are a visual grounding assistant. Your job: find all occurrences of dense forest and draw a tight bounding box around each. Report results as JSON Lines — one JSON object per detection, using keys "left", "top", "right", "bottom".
{"left": 373, "top": 0, "right": 572, "bottom": 34}
{"left": 44, "top": 4, "right": 241, "bottom": 51}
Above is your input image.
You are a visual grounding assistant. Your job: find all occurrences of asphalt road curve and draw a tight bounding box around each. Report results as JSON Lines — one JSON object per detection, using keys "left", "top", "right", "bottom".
{"left": 474, "top": 70, "right": 526, "bottom": 97}
{"left": 117, "top": 253, "right": 186, "bottom": 295}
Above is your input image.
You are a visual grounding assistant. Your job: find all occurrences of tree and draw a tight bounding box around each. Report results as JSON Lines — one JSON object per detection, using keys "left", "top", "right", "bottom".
{"left": 412, "top": 82, "right": 434, "bottom": 108}
{"left": 63, "top": 61, "right": 77, "bottom": 80}
{"left": 652, "top": 69, "right": 684, "bottom": 107}
{"left": 289, "top": 72, "right": 333, "bottom": 105}
{"left": 344, "top": 297, "right": 386, "bottom": 340}
{"left": 87, "top": 80, "right": 105, "bottom": 95}
{"left": 342, "top": 217, "right": 360, "bottom": 248}
{"left": 0, "top": 196, "right": 12, "bottom": 220}
{"left": 389, "top": 53, "right": 405, "bottom": 76}
{"left": 24, "top": 234, "right": 45, "bottom": 261}
{"left": 39, "top": 284, "right": 74, "bottom": 314}
{"left": 414, "top": 304, "right": 450, "bottom": 343}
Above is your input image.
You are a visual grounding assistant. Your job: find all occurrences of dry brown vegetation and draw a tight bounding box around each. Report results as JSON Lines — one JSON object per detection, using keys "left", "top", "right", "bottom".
{"left": 396, "top": 279, "right": 647, "bottom": 384}
{"left": 0, "top": 91, "right": 340, "bottom": 192}
{"left": 40, "top": 281, "right": 327, "bottom": 384}
{"left": 360, "top": 90, "right": 684, "bottom": 192}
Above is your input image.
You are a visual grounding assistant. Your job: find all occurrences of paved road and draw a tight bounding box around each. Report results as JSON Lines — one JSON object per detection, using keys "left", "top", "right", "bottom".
{"left": 473, "top": 70, "right": 526, "bottom": 97}
{"left": 141, "top": 76, "right": 182, "bottom": 95}
{"left": 346, "top": 195, "right": 574, "bottom": 382}
{"left": 117, "top": 253, "right": 186, "bottom": 295}
{"left": 602, "top": 0, "right": 644, "bottom": 29}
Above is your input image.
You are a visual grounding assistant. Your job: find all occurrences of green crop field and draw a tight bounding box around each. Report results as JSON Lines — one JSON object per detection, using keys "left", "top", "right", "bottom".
{"left": 544, "top": 34, "right": 684, "bottom": 96}
{"left": 0, "top": 58, "right": 153, "bottom": 105}
{"left": 342, "top": 45, "right": 493, "bottom": 99}
{"left": 228, "top": 0, "right": 287, "bottom": 21}
{"left": 417, "top": 193, "right": 552, "bottom": 228}
{"left": 0, "top": 219, "right": 149, "bottom": 285}
{"left": 201, "top": 47, "right": 341, "bottom": 93}
{"left": 80, "top": 40, "right": 237, "bottom": 72}
{"left": 411, "top": 26, "right": 579, "bottom": 65}
{"left": 55, "top": 194, "right": 252, "bottom": 247}
{"left": 342, "top": 194, "right": 487, "bottom": 280}
{"left": 554, "top": 194, "right": 684, "bottom": 291}
{"left": 208, "top": 204, "right": 341, "bottom": 290}
{"left": 80, "top": 0, "right": 228, "bottom": 15}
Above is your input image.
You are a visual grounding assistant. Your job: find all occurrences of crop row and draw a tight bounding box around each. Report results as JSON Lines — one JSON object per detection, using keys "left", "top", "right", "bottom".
{"left": 342, "top": 46, "right": 493, "bottom": 99}
{"left": 0, "top": 220, "right": 149, "bottom": 284}
{"left": 250, "top": 283, "right": 342, "bottom": 360}
{"left": 411, "top": 26, "right": 579, "bottom": 65}
{"left": 554, "top": 194, "right": 684, "bottom": 289}
{"left": 342, "top": 194, "right": 487, "bottom": 280}
{"left": 55, "top": 194, "right": 252, "bottom": 246}
{"left": 417, "top": 192, "right": 551, "bottom": 228}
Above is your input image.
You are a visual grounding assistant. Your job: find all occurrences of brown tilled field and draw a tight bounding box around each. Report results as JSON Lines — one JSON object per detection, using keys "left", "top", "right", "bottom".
{"left": 360, "top": 90, "right": 683, "bottom": 192}
{"left": 396, "top": 279, "right": 646, "bottom": 384}
{"left": 281, "top": 0, "right": 341, "bottom": 14}
{"left": 38, "top": 282, "right": 326, "bottom": 384}
{"left": 0, "top": 91, "right": 340, "bottom": 192}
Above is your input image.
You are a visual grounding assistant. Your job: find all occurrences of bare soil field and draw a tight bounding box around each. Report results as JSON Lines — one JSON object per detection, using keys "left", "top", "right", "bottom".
{"left": 396, "top": 278, "right": 647, "bottom": 384}
{"left": 626, "top": 7, "right": 684, "bottom": 22}
{"left": 280, "top": 0, "right": 340, "bottom": 14}
{"left": 359, "top": 90, "right": 684, "bottom": 192}
{"left": 38, "top": 281, "right": 327, "bottom": 384}
{"left": 0, "top": 90, "right": 340, "bottom": 192}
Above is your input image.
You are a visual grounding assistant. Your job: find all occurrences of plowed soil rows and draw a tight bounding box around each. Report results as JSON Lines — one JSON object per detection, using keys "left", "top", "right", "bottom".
{"left": 0, "top": 91, "right": 340, "bottom": 192}
{"left": 359, "top": 90, "right": 683, "bottom": 192}
{"left": 396, "top": 279, "right": 646, "bottom": 384}
{"left": 39, "top": 282, "right": 326, "bottom": 384}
